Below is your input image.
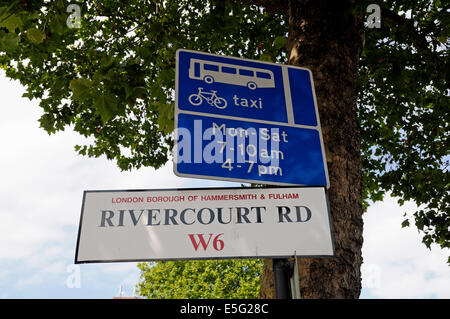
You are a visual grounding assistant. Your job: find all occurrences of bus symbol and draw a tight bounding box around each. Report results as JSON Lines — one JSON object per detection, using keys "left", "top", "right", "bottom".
{"left": 188, "top": 58, "right": 275, "bottom": 90}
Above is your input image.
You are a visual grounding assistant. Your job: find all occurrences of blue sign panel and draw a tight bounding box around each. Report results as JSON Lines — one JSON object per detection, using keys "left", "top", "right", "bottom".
{"left": 174, "top": 49, "right": 329, "bottom": 187}
{"left": 175, "top": 113, "right": 327, "bottom": 186}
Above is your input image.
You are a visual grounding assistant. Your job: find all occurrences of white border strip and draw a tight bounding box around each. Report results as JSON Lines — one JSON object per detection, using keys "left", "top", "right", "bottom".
{"left": 177, "top": 109, "right": 319, "bottom": 131}
{"left": 282, "top": 65, "right": 295, "bottom": 125}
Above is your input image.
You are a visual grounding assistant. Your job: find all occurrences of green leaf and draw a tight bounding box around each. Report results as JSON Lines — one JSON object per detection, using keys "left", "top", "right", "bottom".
{"left": 259, "top": 53, "right": 272, "bottom": 62}
{"left": 38, "top": 113, "right": 56, "bottom": 134}
{"left": 158, "top": 68, "right": 174, "bottom": 85}
{"left": 401, "top": 219, "right": 410, "bottom": 228}
{"left": 126, "top": 86, "right": 147, "bottom": 100}
{"left": 94, "top": 93, "right": 121, "bottom": 123}
{"left": 26, "top": 28, "right": 46, "bottom": 44}
{"left": 101, "top": 55, "right": 116, "bottom": 69}
{"left": 21, "top": 91, "right": 34, "bottom": 100}
{"left": 155, "top": 102, "right": 174, "bottom": 135}
{"left": 69, "top": 78, "right": 92, "bottom": 102}
{"left": 437, "top": 35, "right": 447, "bottom": 44}
{"left": 0, "top": 32, "right": 19, "bottom": 52}
{"left": 49, "top": 14, "right": 66, "bottom": 36}
{"left": 415, "top": 218, "right": 425, "bottom": 231}
{"left": 361, "top": 47, "right": 367, "bottom": 57}
{"left": 0, "top": 2, "right": 20, "bottom": 21}
{"left": 273, "top": 36, "right": 287, "bottom": 50}
{"left": 0, "top": 14, "right": 22, "bottom": 32}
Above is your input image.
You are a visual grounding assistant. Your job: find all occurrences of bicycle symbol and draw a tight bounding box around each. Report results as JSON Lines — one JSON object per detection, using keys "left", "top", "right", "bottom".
{"left": 188, "top": 87, "right": 228, "bottom": 109}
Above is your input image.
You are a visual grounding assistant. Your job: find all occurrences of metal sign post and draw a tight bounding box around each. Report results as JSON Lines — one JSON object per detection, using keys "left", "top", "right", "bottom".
{"left": 290, "top": 254, "right": 301, "bottom": 299}
{"left": 273, "top": 258, "right": 292, "bottom": 299}
{"left": 273, "top": 256, "right": 301, "bottom": 299}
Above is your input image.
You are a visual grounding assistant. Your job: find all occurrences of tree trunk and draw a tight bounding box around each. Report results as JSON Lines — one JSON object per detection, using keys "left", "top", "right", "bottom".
{"left": 259, "top": 0, "right": 365, "bottom": 299}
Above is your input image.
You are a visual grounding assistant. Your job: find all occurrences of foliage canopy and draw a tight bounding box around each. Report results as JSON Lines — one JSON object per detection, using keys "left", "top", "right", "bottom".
{"left": 136, "top": 259, "right": 263, "bottom": 298}
{"left": 0, "top": 0, "right": 448, "bottom": 296}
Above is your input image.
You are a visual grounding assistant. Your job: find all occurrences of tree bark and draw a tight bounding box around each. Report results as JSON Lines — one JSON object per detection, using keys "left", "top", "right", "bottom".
{"left": 259, "top": 0, "right": 365, "bottom": 299}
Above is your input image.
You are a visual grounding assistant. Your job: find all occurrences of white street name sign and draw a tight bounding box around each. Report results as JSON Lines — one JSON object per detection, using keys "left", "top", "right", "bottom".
{"left": 75, "top": 186, "right": 334, "bottom": 263}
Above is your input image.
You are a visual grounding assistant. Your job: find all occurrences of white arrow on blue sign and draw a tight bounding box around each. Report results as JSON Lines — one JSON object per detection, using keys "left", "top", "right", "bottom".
{"left": 174, "top": 49, "right": 329, "bottom": 187}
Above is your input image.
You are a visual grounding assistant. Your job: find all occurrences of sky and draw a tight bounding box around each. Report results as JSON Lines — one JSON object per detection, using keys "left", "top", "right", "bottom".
{"left": 0, "top": 72, "right": 448, "bottom": 299}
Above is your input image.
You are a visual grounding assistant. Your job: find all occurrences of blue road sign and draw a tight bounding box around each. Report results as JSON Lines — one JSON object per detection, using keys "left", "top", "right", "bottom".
{"left": 174, "top": 49, "right": 329, "bottom": 187}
